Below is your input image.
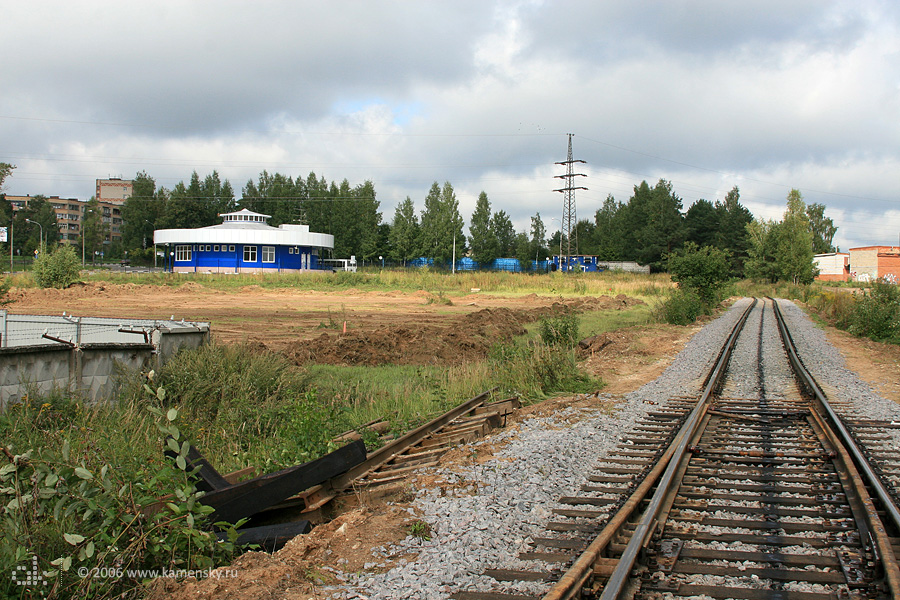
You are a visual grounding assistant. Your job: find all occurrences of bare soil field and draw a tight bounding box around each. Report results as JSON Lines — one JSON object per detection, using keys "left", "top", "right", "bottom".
{"left": 8, "top": 283, "right": 899, "bottom": 600}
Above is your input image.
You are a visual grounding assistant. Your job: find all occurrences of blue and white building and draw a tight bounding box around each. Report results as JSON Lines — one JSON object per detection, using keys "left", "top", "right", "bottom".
{"left": 154, "top": 209, "right": 334, "bottom": 273}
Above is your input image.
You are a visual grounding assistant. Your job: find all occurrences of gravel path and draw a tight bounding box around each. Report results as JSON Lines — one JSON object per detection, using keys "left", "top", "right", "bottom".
{"left": 328, "top": 298, "right": 895, "bottom": 600}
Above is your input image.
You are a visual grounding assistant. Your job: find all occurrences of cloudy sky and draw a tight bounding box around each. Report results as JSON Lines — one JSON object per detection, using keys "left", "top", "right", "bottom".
{"left": 2, "top": 1, "right": 899, "bottom": 251}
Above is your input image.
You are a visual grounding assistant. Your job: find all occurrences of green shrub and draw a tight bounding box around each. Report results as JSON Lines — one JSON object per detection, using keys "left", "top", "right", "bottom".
{"left": 32, "top": 246, "right": 81, "bottom": 289}
{"left": 538, "top": 313, "right": 579, "bottom": 348}
{"left": 849, "top": 280, "right": 900, "bottom": 343}
{"left": 666, "top": 242, "right": 732, "bottom": 306}
{"left": 658, "top": 289, "right": 705, "bottom": 325}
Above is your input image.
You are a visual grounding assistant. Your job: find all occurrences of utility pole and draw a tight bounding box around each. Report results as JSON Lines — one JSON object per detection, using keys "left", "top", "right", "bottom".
{"left": 554, "top": 133, "right": 587, "bottom": 272}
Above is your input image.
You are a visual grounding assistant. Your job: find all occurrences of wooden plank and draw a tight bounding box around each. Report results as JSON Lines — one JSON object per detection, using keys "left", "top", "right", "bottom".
{"left": 203, "top": 439, "right": 367, "bottom": 524}
{"left": 324, "top": 390, "right": 492, "bottom": 493}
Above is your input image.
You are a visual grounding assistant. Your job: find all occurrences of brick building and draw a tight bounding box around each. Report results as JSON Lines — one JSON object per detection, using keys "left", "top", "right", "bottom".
{"left": 849, "top": 246, "right": 900, "bottom": 283}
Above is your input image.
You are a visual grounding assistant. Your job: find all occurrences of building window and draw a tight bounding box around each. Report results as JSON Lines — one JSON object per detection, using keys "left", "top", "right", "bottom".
{"left": 229, "top": 245, "right": 235, "bottom": 252}
{"left": 175, "top": 245, "right": 192, "bottom": 262}
{"left": 243, "top": 246, "right": 257, "bottom": 262}
{"left": 262, "top": 246, "right": 275, "bottom": 263}
{"left": 214, "top": 245, "right": 219, "bottom": 252}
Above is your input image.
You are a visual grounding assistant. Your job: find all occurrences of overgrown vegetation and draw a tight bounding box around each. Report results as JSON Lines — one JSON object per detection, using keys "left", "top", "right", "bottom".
{"left": 848, "top": 281, "right": 900, "bottom": 343}
{"left": 0, "top": 383, "right": 241, "bottom": 600}
{"left": 538, "top": 313, "right": 579, "bottom": 347}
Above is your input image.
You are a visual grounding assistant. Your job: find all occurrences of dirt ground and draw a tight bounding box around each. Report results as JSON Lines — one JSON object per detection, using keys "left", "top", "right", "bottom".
{"left": 8, "top": 284, "right": 900, "bottom": 599}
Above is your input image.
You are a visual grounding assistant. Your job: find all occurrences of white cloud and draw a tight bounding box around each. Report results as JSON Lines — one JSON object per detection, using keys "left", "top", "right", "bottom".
{"left": 1, "top": 0, "right": 899, "bottom": 250}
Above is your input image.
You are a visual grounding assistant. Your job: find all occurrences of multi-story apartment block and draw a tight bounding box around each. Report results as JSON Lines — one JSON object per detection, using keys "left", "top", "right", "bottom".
{"left": 5, "top": 195, "right": 123, "bottom": 247}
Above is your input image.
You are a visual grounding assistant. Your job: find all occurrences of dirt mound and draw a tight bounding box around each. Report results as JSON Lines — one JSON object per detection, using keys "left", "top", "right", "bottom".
{"left": 147, "top": 505, "right": 418, "bottom": 600}
{"left": 285, "top": 295, "right": 643, "bottom": 367}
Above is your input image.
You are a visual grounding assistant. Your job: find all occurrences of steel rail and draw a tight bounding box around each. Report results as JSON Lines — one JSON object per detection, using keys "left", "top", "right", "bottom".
{"left": 541, "top": 297, "right": 758, "bottom": 600}
{"left": 771, "top": 298, "right": 900, "bottom": 528}
{"left": 771, "top": 298, "right": 900, "bottom": 596}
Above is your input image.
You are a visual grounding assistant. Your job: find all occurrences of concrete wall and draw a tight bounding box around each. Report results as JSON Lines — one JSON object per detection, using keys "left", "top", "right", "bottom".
{"left": 0, "top": 323, "right": 210, "bottom": 408}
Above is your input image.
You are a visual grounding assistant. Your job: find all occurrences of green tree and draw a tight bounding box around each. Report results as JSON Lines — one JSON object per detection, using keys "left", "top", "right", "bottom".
{"left": 806, "top": 202, "right": 837, "bottom": 254}
{"left": 684, "top": 199, "right": 719, "bottom": 248}
{"left": 617, "top": 181, "right": 653, "bottom": 263}
{"left": 713, "top": 186, "right": 753, "bottom": 276}
{"left": 0, "top": 163, "right": 14, "bottom": 190}
{"left": 745, "top": 189, "right": 816, "bottom": 284}
{"left": 122, "top": 171, "right": 165, "bottom": 250}
{"left": 774, "top": 189, "right": 816, "bottom": 284}
{"left": 389, "top": 197, "right": 420, "bottom": 265}
{"left": 744, "top": 218, "right": 779, "bottom": 282}
{"left": 419, "top": 182, "right": 465, "bottom": 265}
{"left": 572, "top": 219, "right": 597, "bottom": 255}
{"left": 636, "top": 179, "right": 684, "bottom": 270}
{"left": 469, "top": 191, "right": 499, "bottom": 266}
{"left": 160, "top": 171, "right": 234, "bottom": 230}
{"left": 530, "top": 213, "right": 548, "bottom": 262}
{"left": 489, "top": 210, "right": 515, "bottom": 257}
{"left": 514, "top": 231, "right": 532, "bottom": 271}
{"left": 593, "top": 195, "right": 625, "bottom": 260}
{"left": 241, "top": 171, "right": 303, "bottom": 226}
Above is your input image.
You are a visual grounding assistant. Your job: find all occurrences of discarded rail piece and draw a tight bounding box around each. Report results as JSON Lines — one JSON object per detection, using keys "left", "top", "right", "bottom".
{"left": 160, "top": 439, "right": 367, "bottom": 551}
{"left": 453, "top": 298, "right": 900, "bottom": 600}
{"left": 159, "top": 389, "right": 517, "bottom": 550}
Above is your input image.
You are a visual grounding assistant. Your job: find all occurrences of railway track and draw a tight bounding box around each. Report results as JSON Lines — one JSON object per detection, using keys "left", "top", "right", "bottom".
{"left": 450, "top": 298, "right": 900, "bottom": 600}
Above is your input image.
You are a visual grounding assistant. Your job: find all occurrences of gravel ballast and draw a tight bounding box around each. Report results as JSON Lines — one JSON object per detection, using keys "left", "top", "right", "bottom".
{"left": 329, "top": 298, "right": 898, "bottom": 600}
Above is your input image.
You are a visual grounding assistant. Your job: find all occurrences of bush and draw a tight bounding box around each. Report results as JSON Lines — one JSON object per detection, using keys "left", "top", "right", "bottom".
{"left": 658, "top": 289, "right": 705, "bottom": 325}
{"left": 538, "top": 313, "right": 579, "bottom": 348}
{"left": 32, "top": 246, "right": 81, "bottom": 289}
{"left": 849, "top": 280, "right": 900, "bottom": 343}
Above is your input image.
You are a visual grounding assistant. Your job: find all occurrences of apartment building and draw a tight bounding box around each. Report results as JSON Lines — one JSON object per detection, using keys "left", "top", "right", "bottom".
{"left": 5, "top": 195, "right": 123, "bottom": 246}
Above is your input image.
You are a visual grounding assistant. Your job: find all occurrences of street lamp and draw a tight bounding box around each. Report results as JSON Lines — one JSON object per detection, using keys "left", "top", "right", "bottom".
{"left": 24, "top": 219, "right": 43, "bottom": 255}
